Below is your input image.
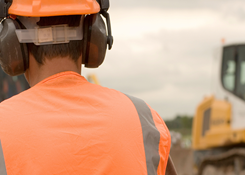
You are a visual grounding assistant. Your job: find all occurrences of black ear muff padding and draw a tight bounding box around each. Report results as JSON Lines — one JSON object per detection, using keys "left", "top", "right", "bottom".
{"left": 82, "top": 13, "right": 107, "bottom": 68}
{"left": 0, "top": 19, "right": 29, "bottom": 76}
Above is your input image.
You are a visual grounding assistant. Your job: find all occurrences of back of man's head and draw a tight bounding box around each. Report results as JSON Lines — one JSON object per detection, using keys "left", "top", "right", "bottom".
{"left": 0, "top": 0, "right": 113, "bottom": 76}
{"left": 26, "top": 15, "right": 83, "bottom": 65}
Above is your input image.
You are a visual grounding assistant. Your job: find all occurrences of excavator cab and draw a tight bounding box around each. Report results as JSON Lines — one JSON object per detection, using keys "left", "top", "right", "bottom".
{"left": 0, "top": 67, "right": 29, "bottom": 102}
{"left": 222, "top": 45, "right": 245, "bottom": 100}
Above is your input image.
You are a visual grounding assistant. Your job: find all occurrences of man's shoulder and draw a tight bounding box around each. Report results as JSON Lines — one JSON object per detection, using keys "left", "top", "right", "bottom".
{"left": 0, "top": 89, "right": 32, "bottom": 115}
{"left": 125, "top": 94, "right": 170, "bottom": 132}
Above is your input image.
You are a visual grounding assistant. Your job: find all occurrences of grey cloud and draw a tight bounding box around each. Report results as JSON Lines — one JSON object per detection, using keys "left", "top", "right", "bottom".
{"left": 111, "top": 0, "right": 242, "bottom": 10}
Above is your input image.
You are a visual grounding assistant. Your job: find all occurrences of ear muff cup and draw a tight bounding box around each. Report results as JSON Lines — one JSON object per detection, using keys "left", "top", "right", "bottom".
{"left": 0, "top": 19, "right": 29, "bottom": 76}
{"left": 82, "top": 13, "right": 107, "bottom": 68}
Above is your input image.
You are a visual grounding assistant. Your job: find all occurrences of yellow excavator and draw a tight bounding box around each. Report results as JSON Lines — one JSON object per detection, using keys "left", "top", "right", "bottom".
{"left": 192, "top": 43, "right": 245, "bottom": 174}
{"left": 87, "top": 74, "right": 100, "bottom": 85}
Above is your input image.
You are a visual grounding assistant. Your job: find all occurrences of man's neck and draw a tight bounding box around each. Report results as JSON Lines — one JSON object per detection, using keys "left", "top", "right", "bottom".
{"left": 25, "top": 55, "right": 82, "bottom": 87}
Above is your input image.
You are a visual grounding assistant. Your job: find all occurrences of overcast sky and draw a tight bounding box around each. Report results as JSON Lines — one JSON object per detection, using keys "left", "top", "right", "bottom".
{"left": 83, "top": 0, "right": 245, "bottom": 120}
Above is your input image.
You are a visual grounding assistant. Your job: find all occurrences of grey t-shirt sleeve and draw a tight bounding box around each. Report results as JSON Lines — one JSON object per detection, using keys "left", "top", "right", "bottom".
{"left": 166, "top": 156, "right": 178, "bottom": 175}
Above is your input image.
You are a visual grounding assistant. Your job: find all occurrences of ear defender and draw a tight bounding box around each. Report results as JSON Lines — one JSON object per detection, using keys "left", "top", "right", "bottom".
{"left": 0, "top": 18, "right": 29, "bottom": 76}
{"left": 82, "top": 0, "right": 113, "bottom": 68}
{"left": 82, "top": 14, "right": 107, "bottom": 68}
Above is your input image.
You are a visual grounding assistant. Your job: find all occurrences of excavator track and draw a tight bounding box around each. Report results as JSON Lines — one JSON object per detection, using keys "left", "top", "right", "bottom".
{"left": 198, "top": 148, "right": 245, "bottom": 175}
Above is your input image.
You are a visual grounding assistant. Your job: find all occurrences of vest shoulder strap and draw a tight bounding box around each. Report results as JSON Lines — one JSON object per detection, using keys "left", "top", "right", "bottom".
{"left": 0, "top": 140, "right": 7, "bottom": 175}
{"left": 125, "top": 94, "right": 161, "bottom": 175}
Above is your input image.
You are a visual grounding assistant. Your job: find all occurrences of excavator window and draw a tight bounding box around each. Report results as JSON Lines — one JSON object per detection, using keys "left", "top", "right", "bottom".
{"left": 0, "top": 67, "right": 29, "bottom": 102}
{"left": 222, "top": 46, "right": 236, "bottom": 92}
{"left": 222, "top": 45, "right": 245, "bottom": 100}
{"left": 237, "top": 46, "right": 245, "bottom": 99}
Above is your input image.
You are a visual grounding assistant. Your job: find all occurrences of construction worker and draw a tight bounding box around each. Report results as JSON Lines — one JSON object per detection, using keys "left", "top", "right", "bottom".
{"left": 0, "top": 0, "right": 177, "bottom": 175}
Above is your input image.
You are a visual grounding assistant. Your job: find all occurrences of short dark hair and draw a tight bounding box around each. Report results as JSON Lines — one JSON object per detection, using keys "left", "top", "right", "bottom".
{"left": 27, "top": 15, "right": 83, "bottom": 65}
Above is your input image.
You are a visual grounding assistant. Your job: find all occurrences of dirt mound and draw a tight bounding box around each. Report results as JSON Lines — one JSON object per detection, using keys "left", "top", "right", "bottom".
{"left": 202, "top": 165, "right": 245, "bottom": 175}
{"left": 170, "top": 147, "right": 193, "bottom": 175}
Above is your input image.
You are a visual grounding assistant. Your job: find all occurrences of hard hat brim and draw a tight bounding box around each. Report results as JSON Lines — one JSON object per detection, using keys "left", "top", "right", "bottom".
{"left": 9, "top": 1, "right": 100, "bottom": 17}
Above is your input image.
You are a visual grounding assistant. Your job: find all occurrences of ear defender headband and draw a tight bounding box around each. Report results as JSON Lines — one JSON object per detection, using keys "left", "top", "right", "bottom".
{"left": 0, "top": 0, "right": 113, "bottom": 76}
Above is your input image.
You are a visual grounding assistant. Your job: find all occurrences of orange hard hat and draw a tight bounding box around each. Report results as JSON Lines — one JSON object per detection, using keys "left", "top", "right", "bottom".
{"left": 9, "top": 0, "right": 100, "bottom": 17}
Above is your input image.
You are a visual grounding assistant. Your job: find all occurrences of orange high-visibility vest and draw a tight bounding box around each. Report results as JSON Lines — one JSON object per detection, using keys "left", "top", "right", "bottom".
{"left": 0, "top": 71, "right": 171, "bottom": 175}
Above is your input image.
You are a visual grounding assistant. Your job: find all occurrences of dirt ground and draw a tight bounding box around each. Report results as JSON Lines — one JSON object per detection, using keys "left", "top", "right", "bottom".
{"left": 170, "top": 147, "right": 194, "bottom": 175}
{"left": 202, "top": 165, "right": 245, "bottom": 175}
{"left": 170, "top": 147, "right": 245, "bottom": 175}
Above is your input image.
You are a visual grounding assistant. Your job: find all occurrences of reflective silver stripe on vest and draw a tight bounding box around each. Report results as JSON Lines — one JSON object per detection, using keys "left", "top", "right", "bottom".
{"left": 0, "top": 141, "right": 7, "bottom": 175}
{"left": 126, "top": 95, "right": 160, "bottom": 175}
